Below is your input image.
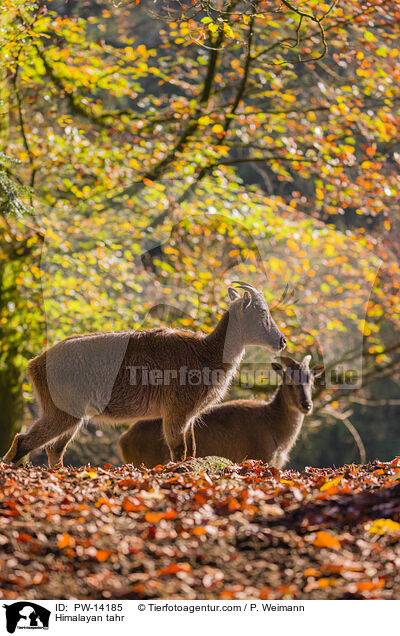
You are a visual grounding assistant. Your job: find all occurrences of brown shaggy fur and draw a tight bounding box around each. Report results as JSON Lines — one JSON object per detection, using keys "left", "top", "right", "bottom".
{"left": 118, "top": 356, "right": 324, "bottom": 469}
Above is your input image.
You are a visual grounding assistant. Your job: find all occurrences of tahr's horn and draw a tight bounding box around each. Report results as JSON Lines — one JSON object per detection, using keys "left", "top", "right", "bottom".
{"left": 231, "top": 281, "right": 259, "bottom": 295}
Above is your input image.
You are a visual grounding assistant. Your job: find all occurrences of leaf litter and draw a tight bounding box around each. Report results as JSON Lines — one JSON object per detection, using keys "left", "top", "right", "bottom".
{"left": 0, "top": 457, "right": 399, "bottom": 600}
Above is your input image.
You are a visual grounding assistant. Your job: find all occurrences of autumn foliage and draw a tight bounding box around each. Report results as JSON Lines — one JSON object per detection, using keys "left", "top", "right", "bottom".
{"left": 0, "top": 0, "right": 399, "bottom": 464}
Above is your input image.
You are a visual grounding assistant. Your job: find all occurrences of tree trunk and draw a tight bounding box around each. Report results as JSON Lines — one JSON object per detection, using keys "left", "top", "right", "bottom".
{"left": 0, "top": 362, "right": 24, "bottom": 455}
{"left": 0, "top": 258, "right": 27, "bottom": 455}
{"left": 0, "top": 8, "right": 26, "bottom": 456}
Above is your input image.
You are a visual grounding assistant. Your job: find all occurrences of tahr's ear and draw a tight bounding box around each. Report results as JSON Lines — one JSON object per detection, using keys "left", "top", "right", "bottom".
{"left": 242, "top": 290, "right": 252, "bottom": 311}
{"left": 272, "top": 362, "right": 284, "bottom": 377}
{"left": 228, "top": 287, "right": 241, "bottom": 302}
{"left": 312, "top": 365, "right": 325, "bottom": 378}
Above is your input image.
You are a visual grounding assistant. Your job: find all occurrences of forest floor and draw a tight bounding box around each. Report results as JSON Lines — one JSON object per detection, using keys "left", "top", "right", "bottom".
{"left": 0, "top": 457, "right": 399, "bottom": 600}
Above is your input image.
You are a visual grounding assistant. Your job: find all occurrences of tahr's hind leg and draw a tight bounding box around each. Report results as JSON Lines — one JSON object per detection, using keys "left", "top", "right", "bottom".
{"left": 162, "top": 412, "right": 190, "bottom": 462}
{"left": 189, "top": 421, "right": 197, "bottom": 458}
{"left": 45, "top": 423, "right": 81, "bottom": 468}
{"left": 3, "top": 411, "right": 81, "bottom": 466}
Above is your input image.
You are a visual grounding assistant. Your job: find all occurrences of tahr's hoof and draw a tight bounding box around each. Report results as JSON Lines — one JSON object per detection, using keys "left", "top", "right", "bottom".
{"left": 49, "top": 462, "right": 64, "bottom": 470}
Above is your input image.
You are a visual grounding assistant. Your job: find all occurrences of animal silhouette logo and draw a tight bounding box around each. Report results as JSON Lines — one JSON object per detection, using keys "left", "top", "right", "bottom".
{"left": 3, "top": 602, "right": 50, "bottom": 633}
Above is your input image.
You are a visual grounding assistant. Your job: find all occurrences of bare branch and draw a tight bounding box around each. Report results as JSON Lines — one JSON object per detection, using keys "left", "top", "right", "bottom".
{"left": 322, "top": 406, "right": 366, "bottom": 464}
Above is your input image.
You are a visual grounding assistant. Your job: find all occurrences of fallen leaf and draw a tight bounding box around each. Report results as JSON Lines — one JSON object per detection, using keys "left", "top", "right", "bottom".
{"left": 145, "top": 511, "right": 164, "bottom": 522}
{"left": 192, "top": 526, "right": 207, "bottom": 535}
{"left": 320, "top": 477, "right": 341, "bottom": 491}
{"left": 122, "top": 497, "right": 147, "bottom": 512}
{"left": 157, "top": 562, "right": 191, "bottom": 576}
{"left": 354, "top": 578, "right": 385, "bottom": 591}
{"left": 313, "top": 531, "right": 341, "bottom": 550}
{"left": 365, "top": 519, "right": 400, "bottom": 534}
{"left": 316, "top": 577, "right": 337, "bottom": 588}
{"left": 164, "top": 509, "right": 178, "bottom": 520}
{"left": 304, "top": 568, "right": 321, "bottom": 577}
{"left": 96, "top": 549, "right": 112, "bottom": 562}
{"left": 58, "top": 533, "right": 75, "bottom": 549}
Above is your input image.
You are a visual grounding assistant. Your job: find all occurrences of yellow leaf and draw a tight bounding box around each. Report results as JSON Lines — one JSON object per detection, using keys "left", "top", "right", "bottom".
{"left": 198, "top": 115, "right": 212, "bottom": 126}
{"left": 77, "top": 470, "right": 98, "bottom": 479}
{"left": 223, "top": 23, "right": 235, "bottom": 38}
{"left": 376, "top": 47, "right": 388, "bottom": 57}
{"left": 181, "top": 318, "right": 194, "bottom": 326}
{"left": 137, "top": 44, "right": 147, "bottom": 56}
{"left": 365, "top": 519, "right": 400, "bottom": 535}
{"left": 320, "top": 477, "right": 341, "bottom": 491}
{"left": 281, "top": 93, "right": 296, "bottom": 103}
{"left": 287, "top": 238, "right": 299, "bottom": 252}
{"left": 364, "top": 30, "right": 378, "bottom": 42}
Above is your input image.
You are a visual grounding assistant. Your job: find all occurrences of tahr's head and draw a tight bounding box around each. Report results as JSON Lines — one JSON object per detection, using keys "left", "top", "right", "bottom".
{"left": 272, "top": 354, "right": 324, "bottom": 414}
{"left": 227, "top": 281, "right": 286, "bottom": 352}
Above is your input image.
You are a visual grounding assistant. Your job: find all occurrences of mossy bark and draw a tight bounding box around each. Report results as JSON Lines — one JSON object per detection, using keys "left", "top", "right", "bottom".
{"left": 0, "top": 265, "right": 26, "bottom": 455}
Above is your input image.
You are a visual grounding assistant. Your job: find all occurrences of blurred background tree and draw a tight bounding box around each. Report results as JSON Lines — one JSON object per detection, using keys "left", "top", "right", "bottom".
{"left": 0, "top": 0, "right": 399, "bottom": 466}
